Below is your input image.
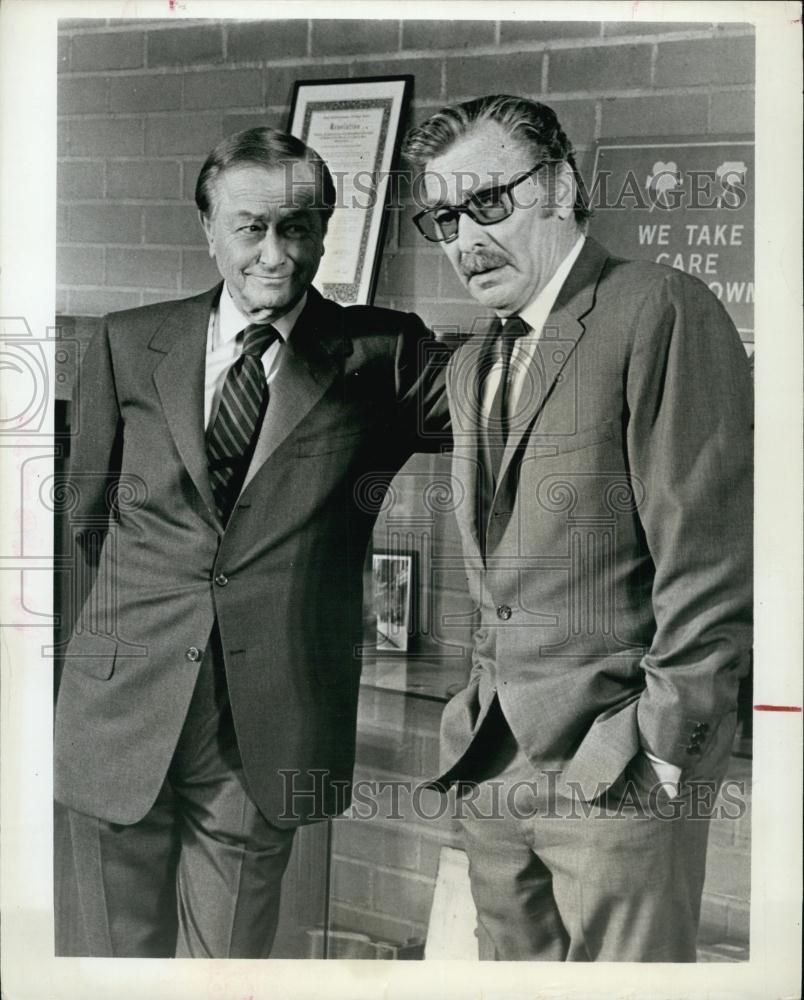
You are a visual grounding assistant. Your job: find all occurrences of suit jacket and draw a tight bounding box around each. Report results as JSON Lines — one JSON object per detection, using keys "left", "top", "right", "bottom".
{"left": 54, "top": 284, "right": 449, "bottom": 827}
{"left": 438, "top": 238, "right": 753, "bottom": 798}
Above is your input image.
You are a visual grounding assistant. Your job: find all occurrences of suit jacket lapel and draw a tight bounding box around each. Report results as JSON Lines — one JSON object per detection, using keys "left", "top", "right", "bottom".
{"left": 491, "top": 238, "right": 612, "bottom": 499}
{"left": 240, "top": 288, "right": 346, "bottom": 493}
{"left": 151, "top": 284, "right": 221, "bottom": 525}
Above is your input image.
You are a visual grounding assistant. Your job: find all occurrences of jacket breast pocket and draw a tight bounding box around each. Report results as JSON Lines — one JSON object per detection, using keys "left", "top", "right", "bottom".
{"left": 64, "top": 634, "right": 118, "bottom": 680}
{"left": 548, "top": 418, "right": 618, "bottom": 456}
{"left": 296, "top": 427, "right": 366, "bottom": 457}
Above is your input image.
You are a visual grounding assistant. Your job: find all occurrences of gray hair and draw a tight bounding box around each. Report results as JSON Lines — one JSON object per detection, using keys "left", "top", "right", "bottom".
{"left": 195, "top": 127, "right": 336, "bottom": 231}
{"left": 402, "top": 95, "right": 591, "bottom": 224}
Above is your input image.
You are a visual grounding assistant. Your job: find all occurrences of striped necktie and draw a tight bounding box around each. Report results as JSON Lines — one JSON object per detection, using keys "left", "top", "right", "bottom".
{"left": 207, "top": 322, "right": 279, "bottom": 524}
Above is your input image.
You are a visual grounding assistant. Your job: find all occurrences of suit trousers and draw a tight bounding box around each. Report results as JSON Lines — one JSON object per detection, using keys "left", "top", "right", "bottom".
{"left": 453, "top": 698, "right": 717, "bottom": 962}
{"left": 64, "top": 625, "right": 296, "bottom": 958}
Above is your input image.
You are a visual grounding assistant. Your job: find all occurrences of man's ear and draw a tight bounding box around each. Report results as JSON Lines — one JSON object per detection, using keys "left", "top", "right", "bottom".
{"left": 200, "top": 211, "right": 215, "bottom": 259}
{"left": 553, "top": 162, "right": 576, "bottom": 221}
{"left": 317, "top": 215, "right": 328, "bottom": 258}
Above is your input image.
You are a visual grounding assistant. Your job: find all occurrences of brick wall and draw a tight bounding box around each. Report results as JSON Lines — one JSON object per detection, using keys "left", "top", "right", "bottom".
{"left": 330, "top": 688, "right": 459, "bottom": 948}
{"left": 56, "top": 16, "right": 754, "bottom": 956}
{"left": 57, "top": 17, "right": 754, "bottom": 320}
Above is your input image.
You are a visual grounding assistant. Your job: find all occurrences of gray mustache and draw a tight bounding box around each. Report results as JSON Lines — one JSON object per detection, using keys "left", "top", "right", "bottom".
{"left": 459, "top": 251, "right": 509, "bottom": 277}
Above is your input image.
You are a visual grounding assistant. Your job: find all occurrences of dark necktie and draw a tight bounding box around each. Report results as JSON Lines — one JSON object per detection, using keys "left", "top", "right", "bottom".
{"left": 207, "top": 323, "right": 279, "bottom": 524}
{"left": 485, "top": 315, "right": 530, "bottom": 485}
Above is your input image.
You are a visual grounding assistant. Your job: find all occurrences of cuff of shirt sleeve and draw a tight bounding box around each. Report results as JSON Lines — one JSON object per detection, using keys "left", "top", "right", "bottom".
{"left": 643, "top": 748, "right": 683, "bottom": 795}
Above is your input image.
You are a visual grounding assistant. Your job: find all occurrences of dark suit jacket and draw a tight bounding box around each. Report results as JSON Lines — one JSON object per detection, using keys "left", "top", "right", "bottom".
{"left": 54, "top": 285, "right": 449, "bottom": 827}
{"left": 438, "top": 238, "right": 753, "bottom": 798}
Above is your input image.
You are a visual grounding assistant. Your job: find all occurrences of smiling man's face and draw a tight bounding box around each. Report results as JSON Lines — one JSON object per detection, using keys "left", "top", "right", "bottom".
{"left": 423, "top": 121, "right": 570, "bottom": 315}
{"left": 202, "top": 161, "right": 325, "bottom": 323}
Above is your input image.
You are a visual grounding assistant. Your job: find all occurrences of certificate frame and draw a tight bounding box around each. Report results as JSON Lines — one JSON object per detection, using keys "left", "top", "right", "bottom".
{"left": 288, "top": 75, "right": 412, "bottom": 306}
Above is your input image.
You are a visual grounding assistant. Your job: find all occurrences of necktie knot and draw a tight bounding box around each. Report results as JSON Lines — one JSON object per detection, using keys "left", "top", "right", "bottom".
{"left": 241, "top": 323, "right": 279, "bottom": 358}
{"left": 495, "top": 315, "right": 529, "bottom": 374}
{"left": 500, "top": 315, "right": 529, "bottom": 344}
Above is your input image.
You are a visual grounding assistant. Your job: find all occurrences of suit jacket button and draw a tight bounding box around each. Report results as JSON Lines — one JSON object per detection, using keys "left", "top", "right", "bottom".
{"left": 496, "top": 604, "right": 512, "bottom": 621}
{"left": 686, "top": 745, "right": 702, "bottom": 756}
{"left": 214, "top": 573, "right": 229, "bottom": 587}
{"left": 185, "top": 646, "right": 202, "bottom": 662}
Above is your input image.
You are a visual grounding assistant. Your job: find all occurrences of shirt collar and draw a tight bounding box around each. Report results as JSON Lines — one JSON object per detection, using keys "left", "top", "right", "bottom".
{"left": 218, "top": 282, "right": 308, "bottom": 344}
{"left": 502, "top": 234, "right": 586, "bottom": 333}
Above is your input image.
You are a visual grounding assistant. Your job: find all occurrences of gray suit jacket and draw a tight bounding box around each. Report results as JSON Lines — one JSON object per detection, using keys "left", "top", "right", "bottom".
{"left": 55, "top": 285, "right": 449, "bottom": 827}
{"left": 437, "top": 238, "right": 753, "bottom": 798}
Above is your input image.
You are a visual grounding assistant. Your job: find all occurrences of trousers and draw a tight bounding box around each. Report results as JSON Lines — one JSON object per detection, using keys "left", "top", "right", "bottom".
{"left": 453, "top": 698, "right": 728, "bottom": 962}
{"left": 61, "top": 626, "right": 295, "bottom": 958}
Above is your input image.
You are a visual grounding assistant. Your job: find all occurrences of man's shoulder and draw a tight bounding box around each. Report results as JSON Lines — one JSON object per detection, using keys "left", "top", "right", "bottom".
{"left": 104, "top": 286, "right": 219, "bottom": 336}
{"left": 335, "top": 300, "right": 425, "bottom": 338}
{"left": 312, "top": 298, "right": 435, "bottom": 364}
{"left": 591, "top": 246, "right": 740, "bottom": 353}
{"left": 599, "top": 249, "right": 719, "bottom": 305}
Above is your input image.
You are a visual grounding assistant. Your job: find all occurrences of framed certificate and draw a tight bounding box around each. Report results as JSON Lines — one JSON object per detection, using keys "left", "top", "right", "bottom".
{"left": 288, "top": 76, "right": 412, "bottom": 306}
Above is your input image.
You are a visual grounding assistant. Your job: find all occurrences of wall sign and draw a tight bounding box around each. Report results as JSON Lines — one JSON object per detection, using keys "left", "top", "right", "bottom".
{"left": 590, "top": 137, "right": 754, "bottom": 344}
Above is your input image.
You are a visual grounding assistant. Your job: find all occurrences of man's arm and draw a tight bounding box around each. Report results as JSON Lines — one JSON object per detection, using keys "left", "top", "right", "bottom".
{"left": 67, "top": 320, "right": 124, "bottom": 566}
{"left": 625, "top": 269, "right": 753, "bottom": 769}
{"left": 393, "top": 311, "right": 453, "bottom": 451}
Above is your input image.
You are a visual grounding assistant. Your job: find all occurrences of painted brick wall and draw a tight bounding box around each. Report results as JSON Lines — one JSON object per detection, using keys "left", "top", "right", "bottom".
{"left": 330, "top": 688, "right": 460, "bottom": 948}
{"left": 57, "top": 17, "right": 755, "bottom": 320}
{"left": 56, "top": 16, "right": 755, "bottom": 955}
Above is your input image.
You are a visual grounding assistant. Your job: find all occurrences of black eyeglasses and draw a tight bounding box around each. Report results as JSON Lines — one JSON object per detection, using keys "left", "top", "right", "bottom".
{"left": 413, "top": 160, "right": 559, "bottom": 243}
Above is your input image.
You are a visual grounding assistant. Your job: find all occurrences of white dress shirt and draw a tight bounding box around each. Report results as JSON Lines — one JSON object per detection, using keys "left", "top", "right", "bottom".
{"left": 203, "top": 284, "right": 307, "bottom": 430}
{"left": 481, "top": 235, "right": 586, "bottom": 423}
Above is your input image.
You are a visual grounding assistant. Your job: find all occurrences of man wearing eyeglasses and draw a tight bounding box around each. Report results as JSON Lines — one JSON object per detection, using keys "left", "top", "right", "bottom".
{"left": 402, "top": 96, "right": 753, "bottom": 962}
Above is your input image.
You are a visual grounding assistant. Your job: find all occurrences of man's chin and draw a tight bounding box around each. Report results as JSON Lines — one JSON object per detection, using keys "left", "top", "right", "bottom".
{"left": 235, "top": 284, "right": 302, "bottom": 320}
{"left": 466, "top": 277, "right": 517, "bottom": 311}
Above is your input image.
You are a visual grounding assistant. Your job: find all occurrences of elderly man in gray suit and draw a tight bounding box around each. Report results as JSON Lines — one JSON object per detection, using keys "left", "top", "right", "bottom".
{"left": 403, "top": 95, "right": 752, "bottom": 961}
{"left": 55, "top": 127, "right": 449, "bottom": 958}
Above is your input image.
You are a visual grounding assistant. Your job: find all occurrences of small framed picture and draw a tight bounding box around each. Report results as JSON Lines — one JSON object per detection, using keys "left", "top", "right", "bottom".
{"left": 372, "top": 551, "right": 414, "bottom": 653}
{"left": 288, "top": 75, "right": 412, "bottom": 306}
